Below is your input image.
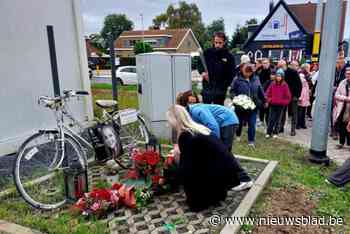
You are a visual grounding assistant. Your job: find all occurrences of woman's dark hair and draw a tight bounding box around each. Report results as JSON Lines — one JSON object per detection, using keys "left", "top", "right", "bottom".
{"left": 177, "top": 90, "right": 199, "bottom": 107}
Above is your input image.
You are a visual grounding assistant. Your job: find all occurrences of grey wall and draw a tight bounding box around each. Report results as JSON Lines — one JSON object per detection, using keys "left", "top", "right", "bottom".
{"left": 0, "top": 0, "right": 93, "bottom": 155}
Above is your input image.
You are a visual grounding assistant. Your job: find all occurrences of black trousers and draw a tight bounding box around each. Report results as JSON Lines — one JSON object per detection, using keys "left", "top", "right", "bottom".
{"left": 202, "top": 93, "right": 226, "bottom": 105}
{"left": 297, "top": 106, "right": 307, "bottom": 128}
{"left": 220, "top": 125, "right": 251, "bottom": 182}
{"left": 266, "top": 105, "right": 284, "bottom": 135}
{"left": 337, "top": 121, "right": 350, "bottom": 146}
{"left": 306, "top": 96, "right": 314, "bottom": 118}
{"left": 280, "top": 98, "right": 298, "bottom": 133}
{"left": 259, "top": 106, "right": 269, "bottom": 125}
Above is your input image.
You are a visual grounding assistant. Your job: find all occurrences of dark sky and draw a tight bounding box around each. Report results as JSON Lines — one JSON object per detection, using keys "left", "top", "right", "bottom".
{"left": 81, "top": 0, "right": 317, "bottom": 37}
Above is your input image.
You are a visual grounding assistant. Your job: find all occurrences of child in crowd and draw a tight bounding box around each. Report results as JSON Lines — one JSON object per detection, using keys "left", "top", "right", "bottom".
{"left": 265, "top": 69, "right": 291, "bottom": 138}
{"left": 297, "top": 72, "right": 311, "bottom": 129}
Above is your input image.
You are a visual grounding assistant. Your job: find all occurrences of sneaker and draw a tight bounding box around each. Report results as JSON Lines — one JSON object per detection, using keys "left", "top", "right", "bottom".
{"left": 265, "top": 134, "right": 271, "bottom": 139}
{"left": 232, "top": 181, "right": 254, "bottom": 191}
{"left": 336, "top": 144, "right": 344, "bottom": 149}
{"left": 236, "top": 137, "right": 241, "bottom": 142}
{"left": 248, "top": 143, "right": 255, "bottom": 148}
{"left": 273, "top": 134, "right": 278, "bottom": 138}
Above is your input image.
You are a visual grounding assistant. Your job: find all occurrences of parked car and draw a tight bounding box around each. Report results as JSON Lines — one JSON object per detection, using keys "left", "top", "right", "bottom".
{"left": 116, "top": 66, "right": 138, "bottom": 85}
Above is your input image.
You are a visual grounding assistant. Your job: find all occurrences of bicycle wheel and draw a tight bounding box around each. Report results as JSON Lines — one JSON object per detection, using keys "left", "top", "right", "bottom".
{"left": 117, "top": 114, "right": 150, "bottom": 149}
{"left": 13, "top": 131, "right": 85, "bottom": 210}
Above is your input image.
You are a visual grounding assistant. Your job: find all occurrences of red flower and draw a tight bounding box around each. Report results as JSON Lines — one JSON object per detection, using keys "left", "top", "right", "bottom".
{"left": 90, "top": 189, "right": 111, "bottom": 201}
{"left": 165, "top": 156, "right": 175, "bottom": 167}
{"left": 133, "top": 152, "right": 146, "bottom": 163}
{"left": 145, "top": 151, "right": 160, "bottom": 166}
{"left": 126, "top": 169, "right": 139, "bottom": 179}
{"left": 111, "top": 183, "right": 122, "bottom": 190}
{"left": 151, "top": 175, "right": 161, "bottom": 185}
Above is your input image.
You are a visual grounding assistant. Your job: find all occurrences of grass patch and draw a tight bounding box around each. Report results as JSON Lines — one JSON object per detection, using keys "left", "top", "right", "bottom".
{"left": 234, "top": 132, "right": 350, "bottom": 232}
{"left": 0, "top": 194, "right": 108, "bottom": 234}
{"left": 91, "top": 83, "right": 137, "bottom": 92}
{"left": 91, "top": 85, "right": 138, "bottom": 118}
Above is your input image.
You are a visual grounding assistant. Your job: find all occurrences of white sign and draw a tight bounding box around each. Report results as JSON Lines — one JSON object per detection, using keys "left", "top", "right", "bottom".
{"left": 255, "top": 4, "right": 304, "bottom": 41}
{"left": 115, "top": 57, "right": 120, "bottom": 66}
{"left": 119, "top": 109, "right": 138, "bottom": 125}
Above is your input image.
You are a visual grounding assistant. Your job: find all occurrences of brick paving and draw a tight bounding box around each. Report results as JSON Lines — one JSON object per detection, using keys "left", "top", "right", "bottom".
{"left": 88, "top": 159, "right": 267, "bottom": 234}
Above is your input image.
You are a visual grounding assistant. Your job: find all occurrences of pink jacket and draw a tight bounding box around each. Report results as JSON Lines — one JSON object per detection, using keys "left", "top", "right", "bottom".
{"left": 266, "top": 81, "right": 291, "bottom": 106}
{"left": 298, "top": 74, "right": 310, "bottom": 107}
{"left": 333, "top": 79, "right": 350, "bottom": 124}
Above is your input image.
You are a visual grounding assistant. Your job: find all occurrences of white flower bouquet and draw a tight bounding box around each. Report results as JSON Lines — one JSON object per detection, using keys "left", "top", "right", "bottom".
{"left": 231, "top": 95, "right": 256, "bottom": 111}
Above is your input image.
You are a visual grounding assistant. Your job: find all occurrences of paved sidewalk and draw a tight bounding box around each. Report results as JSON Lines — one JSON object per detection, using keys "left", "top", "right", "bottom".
{"left": 259, "top": 119, "right": 349, "bottom": 166}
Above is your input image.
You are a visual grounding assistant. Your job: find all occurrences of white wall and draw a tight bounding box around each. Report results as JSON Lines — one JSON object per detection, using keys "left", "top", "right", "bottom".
{"left": 0, "top": 0, "right": 93, "bottom": 156}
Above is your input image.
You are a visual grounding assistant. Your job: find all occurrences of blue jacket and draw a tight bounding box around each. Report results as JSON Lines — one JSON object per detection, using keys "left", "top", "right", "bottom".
{"left": 188, "top": 104, "right": 239, "bottom": 138}
{"left": 230, "top": 74, "right": 266, "bottom": 108}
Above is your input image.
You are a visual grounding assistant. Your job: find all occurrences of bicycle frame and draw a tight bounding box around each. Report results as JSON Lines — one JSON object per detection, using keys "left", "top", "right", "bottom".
{"left": 42, "top": 101, "right": 94, "bottom": 171}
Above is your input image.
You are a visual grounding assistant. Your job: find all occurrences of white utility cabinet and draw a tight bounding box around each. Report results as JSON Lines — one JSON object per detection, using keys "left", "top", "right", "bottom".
{"left": 136, "top": 53, "right": 192, "bottom": 139}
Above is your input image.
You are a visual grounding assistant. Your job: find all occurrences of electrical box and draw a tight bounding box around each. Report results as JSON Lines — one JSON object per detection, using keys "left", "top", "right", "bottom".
{"left": 136, "top": 53, "right": 192, "bottom": 139}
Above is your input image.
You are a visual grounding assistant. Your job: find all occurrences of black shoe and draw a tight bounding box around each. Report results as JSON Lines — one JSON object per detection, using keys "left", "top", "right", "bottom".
{"left": 301, "top": 126, "right": 307, "bottom": 129}
{"left": 279, "top": 129, "right": 284, "bottom": 133}
{"left": 291, "top": 131, "right": 296, "bottom": 136}
{"left": 296, "top": 126, "right": 301, "bottom": 130}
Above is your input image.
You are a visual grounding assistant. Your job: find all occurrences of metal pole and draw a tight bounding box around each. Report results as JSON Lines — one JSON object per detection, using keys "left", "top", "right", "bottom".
{"left": 309, "top": 0, "right": 342, "bottom": 165}
{"left": 311, "top": 0, "right": 323, "bottom": 63}
{"left": 110, "top": 33, "right": 118, "bottom": 110}
{"left": 46, "top": 25, "right": 61, "bottom": 97}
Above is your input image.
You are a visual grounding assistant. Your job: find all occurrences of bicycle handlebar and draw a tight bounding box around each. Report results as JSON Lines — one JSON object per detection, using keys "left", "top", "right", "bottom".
{"left": 38, "top": 90, "right": 89, "bottom": 109}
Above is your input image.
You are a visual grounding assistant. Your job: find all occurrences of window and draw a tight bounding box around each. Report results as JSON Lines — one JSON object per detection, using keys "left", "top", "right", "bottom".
{"left": 121, "top": 68, "right": 132, "bottom": 73}
{"left": 187, "top": 40, "right": 192, "bottom": 47}
{"left": 129, "top": 40, "right": 138, "bottom": 47}
{"left": 130, "top": 68, "right": 136, "bottom": 73}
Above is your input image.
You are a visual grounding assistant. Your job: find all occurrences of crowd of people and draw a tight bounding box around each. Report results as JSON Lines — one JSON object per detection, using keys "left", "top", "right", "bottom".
{"left": 164, "top": 32, "right": 350, "bottom": 211}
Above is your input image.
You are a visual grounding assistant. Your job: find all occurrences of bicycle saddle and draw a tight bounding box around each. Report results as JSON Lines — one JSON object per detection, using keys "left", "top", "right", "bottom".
{"left": 96, "top": 100, "right": 118, "bottom": 108}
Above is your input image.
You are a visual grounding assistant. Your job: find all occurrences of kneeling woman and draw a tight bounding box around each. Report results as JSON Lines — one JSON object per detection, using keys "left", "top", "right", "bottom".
{"left": 167, "top": 105, "right": 241, "bottom": 212}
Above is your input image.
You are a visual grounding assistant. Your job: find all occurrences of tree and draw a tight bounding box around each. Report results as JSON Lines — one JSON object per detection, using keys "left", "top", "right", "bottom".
{"left": 88, "top": 33, "right": 107, "bottom": 53}
{"left": 134, "top": 42, "right": 153, "bottom": 55}
{"left": 229, "top": 18, "right": 258, "bottom": 50}
{"left": 206, "top": 18, "right": 225, "bottom": 40}
{"left": 101, "top": 14, "right": 133, "bottom": 42}
{"left": 152, "top": 2, "right": 207, "bottom": 46}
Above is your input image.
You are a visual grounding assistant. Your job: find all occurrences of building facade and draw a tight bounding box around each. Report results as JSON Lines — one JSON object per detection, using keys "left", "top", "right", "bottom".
{"left": 244, "top": 0, "right": 347, "bottom": 62}
{"left": 115, "top": 29, "right": 201, "bottom": 58}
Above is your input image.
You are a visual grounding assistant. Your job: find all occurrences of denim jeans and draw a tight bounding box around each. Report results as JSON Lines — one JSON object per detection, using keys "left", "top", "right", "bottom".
{"left": 236, "top": 110, "right": 257, "bottom": 143}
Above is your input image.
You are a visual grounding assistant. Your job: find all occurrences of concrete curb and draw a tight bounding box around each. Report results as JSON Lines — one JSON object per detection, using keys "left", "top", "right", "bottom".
{"left": 221, "top": 160, "right": 278, "bottom": 234}
{"left": 0, "top": 220, "right": 42, "bottom": 234}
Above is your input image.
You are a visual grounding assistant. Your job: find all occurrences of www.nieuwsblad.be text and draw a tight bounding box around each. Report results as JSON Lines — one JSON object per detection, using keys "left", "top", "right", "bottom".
{"left": 208, "top": 215, "right": 344, "bottom": 226}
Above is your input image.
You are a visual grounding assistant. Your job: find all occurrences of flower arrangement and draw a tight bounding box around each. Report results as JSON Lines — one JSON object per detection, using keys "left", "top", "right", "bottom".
{"left": 71, "top": 183, "right": 135, "bottom": 219}
{"left": 231, "top": 95, "right": 256, "bottom": 110}
{"left": 71, "top": 147, "right": 178, "bottom": 218}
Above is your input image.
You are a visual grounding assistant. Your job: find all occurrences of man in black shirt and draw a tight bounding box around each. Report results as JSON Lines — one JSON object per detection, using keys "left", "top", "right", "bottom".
{"left": 277, "top": 60, "right": 302, "bottom": 136}
{"left": 199, "top": 32, "right": 236, "bottom": 105}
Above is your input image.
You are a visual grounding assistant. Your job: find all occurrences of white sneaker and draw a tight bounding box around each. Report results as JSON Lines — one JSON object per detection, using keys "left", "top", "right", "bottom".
{"left": 248, "top": 143, "right": 255, "bottom": 148}
{"left": 232, "top": 181, "right": 254, "bottom": 191}
{"left": 236, "top": 137, "right": 241, "bottom": 142}
{"left": 265, "top": 134, "right": 271, "bottom": 139}
{"left": 273, "top": 134, "right": 278, "bottom": 138}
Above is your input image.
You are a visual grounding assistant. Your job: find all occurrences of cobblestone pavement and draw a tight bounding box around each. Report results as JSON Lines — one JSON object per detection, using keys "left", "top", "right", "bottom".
{"left": 88, "top": 160, "right": 267, "bottom": 234}
{"left": 258, "top": 119, "right": 349, "bottom": 166}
